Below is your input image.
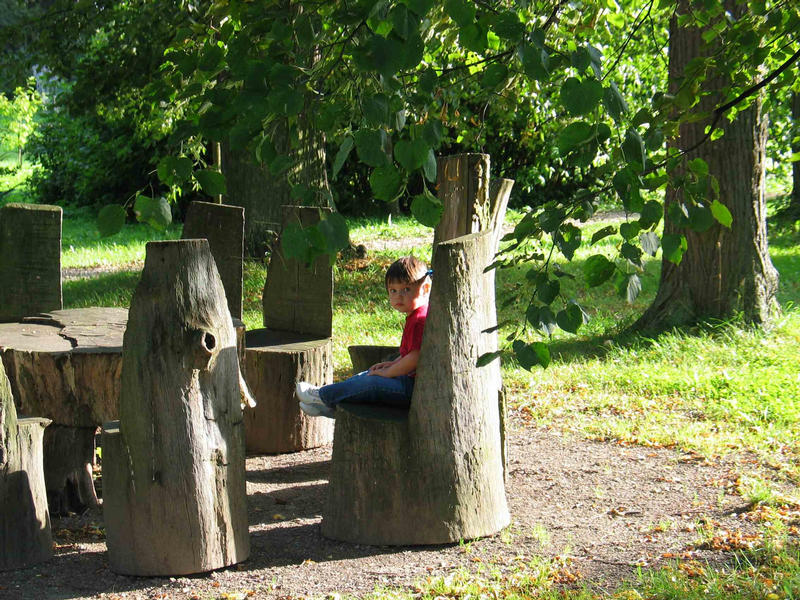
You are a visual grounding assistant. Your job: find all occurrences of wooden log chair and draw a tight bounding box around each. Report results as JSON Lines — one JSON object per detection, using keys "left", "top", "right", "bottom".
{"left": 0, "top": 358, "right": 52, "bottom": 571}
{"left": 243, "top": 206, "right": 334, "bottom": 454}
{"left": 102, "top": 240, "right": 249, "bottom": 576}
{"left": 322, "top": 154, "right": 513, "bottom": 545}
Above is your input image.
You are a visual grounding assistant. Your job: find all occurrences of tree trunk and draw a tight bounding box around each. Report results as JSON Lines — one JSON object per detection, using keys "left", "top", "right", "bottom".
{"left": 790, "top": 86, "right": 800, "bottom": 217}
{"left": 0, "top": 203, "right": 62, "bottom": 323}
{"left": 634, "top": 2, "right": 779, "bottom": 332}
{"left": 42, "top": 424, "right": 98, "bottom": 515}
{"left": 102, "top": 240, "right": 249, "bottom": 576}
{"left": 243, "top": 329, "right": 333, "bottom": 454}
{"left": 1, "top": 359, "right": 52, "bottom": 571}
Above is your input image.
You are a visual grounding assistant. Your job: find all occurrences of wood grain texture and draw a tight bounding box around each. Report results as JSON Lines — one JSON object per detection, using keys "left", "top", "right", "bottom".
{"left": 103, "top": 240, "right": 249, "bottom": 575}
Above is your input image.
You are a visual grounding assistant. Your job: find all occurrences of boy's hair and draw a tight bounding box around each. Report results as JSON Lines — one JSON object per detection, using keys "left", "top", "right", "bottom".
{"left": 385, "top": 256, "right": 428, "bottom": 286}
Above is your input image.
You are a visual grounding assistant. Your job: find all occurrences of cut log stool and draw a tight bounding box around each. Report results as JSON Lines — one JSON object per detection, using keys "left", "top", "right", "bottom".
{"left": 102, "top": 240, "right": 249, "bottom": 575}
{"left": 1, "top": 358, "right": 52, "bottom": 571}
{"left": 244, "top": 206, "right": 334, "bottom": 454}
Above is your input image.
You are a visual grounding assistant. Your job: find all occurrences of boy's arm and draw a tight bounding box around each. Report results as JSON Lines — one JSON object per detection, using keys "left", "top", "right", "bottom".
{"left": 369, "top": 350, "right": 419, "bottom": 378}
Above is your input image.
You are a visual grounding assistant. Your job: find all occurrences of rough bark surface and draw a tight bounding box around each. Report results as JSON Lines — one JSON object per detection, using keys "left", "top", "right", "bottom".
{"left": 102, "top": 240, "right": 249, "bottom": 576}
{"left": 634, "top": 1, "right": 779, "bottom": 331}
{"left": 323, "top": 231, "right": 509, "bottom": 545}
{"left": 243, "top": 329, "right": 333, "bottom": 454}
{"left": 0, "top": 361, "right": 52, "bottom": 571}
{"left": 0, "top": 203, "right": 62, "bottom": 323}
{"left": 182, "top": 201, "right": 245, "bottom": 320}
{"left": 262, "top": 206, "right": 334, "bottom": 338}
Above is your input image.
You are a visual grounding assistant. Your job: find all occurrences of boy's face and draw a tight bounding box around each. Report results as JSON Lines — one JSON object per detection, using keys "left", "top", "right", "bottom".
{"left": 386, "top": 277, "right": 430, "bottom": 315}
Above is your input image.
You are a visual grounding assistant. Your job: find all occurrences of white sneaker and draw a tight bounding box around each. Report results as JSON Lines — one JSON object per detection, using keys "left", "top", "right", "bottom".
{"left": 296, "top": 382, "right": 324, "bottom": 407}
{"left": 299, "top": 401, "right": 336, "bottom": 419}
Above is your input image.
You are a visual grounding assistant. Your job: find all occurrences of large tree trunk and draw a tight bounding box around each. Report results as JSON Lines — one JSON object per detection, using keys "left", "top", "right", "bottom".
{"left": 102, "top": 240, "right": 249, "bottom": 576}
{"left": 790, "top": 86, "right": 800, "bottom": 217}
{"left": 635, "top": 2, "right": 779, "bottom": 332}
{"left": 1, "top": 359, "right": 52, "bottom": 571}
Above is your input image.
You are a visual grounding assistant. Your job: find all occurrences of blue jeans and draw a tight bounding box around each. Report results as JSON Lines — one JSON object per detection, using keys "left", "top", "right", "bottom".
{"left": 318, "top": 371, "right": 415, "bottom": 409}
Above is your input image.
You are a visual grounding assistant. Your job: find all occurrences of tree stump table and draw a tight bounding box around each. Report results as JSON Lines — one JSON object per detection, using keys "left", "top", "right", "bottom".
{"left": 1, "top": 359, "right": 52, "bottom": 571}
{"left": 0, "top": 307, "right": 126, "bottom": 514}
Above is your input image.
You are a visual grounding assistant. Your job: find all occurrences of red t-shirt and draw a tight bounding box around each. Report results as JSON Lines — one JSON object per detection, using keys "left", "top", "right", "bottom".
{"left": 399, "top": 304, "right": 428, "bottom": 365}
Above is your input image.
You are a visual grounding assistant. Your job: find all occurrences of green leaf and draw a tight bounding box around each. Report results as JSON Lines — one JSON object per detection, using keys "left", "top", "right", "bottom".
{"left": 710, "top": 199, "right": 733, "bottom": 228}
{"left": 556, "top": 121, "right": 595, "bottom": 155}
{"left": 281, "top": 222, "right": 310, "bottom": 262}
{"left": 390, "top": 4, "right": 418, "bottom": 39}
{"left": 369, "top": 164, "right": 405, "bottom": 201}
{"left": 527, "top": 306, "right": 557, "bottom": 335}
{"left": 394, "top": 138, "right": 429, "bottom": 171}
{"left": 518, "top": 44, "right": 549, "bottom": 81}
{"left": 493, "top": 11, "right": 524, "bottom": 42}
{"left": 640, "top": 231, "right": 660, "bottom": 256}
{"left": 619, "top": 221, "right": 641, "bottom": 241}
{"left": 417, "top": 68, "right": 438, "bottom": 93}
{"left": 622, "top": 128, "right": 646, "bottom": 171}
{"left": 157, "top": 156, "right": 193, "bottom": 187}
{"left": 661, "top": 233, "right": 687, "bottom": 265}
{"left": 481, "top": 63, "right": 508, "bottom": 90}
{"left": 583, "top": 254, "right": 615, "bottom": 287}
{"left": 476, "top": 351, "right": 502, "bottom": 367}
{"left": 639, "top": 200, "right": 662, "bottom": 227}
{"left": 195, "top": 169, "right": 227, "bottom": 196}
{"left": 560, "top": 77, "right": 604, "bottom": 116}
{"left": 332, "top": 136, "right": 354, "bottom": 179}
{"left": 688, "top": 205, "right": 714, "bottom": 232}
{"left": 198, "top": 43, "right": 224, "bottom": 71}
{"left": 536, "top": 278, "right": 560, "bottom": 305}
{"left": 459, "top": 23, "right": 487, "bottom": 52}
{"left": 556, "top": 303, "right": 583, "bottom": 334}
{"left": 354, "top": 128, "right": 389, "bottom": 167}
{"left": 617, "top": 273, "right": 642, "bottom": 304}
{"left": 402, "top": 0, "right": 434, "bottom": 16}
{"left": 445, "top": 0, "right": 475, "bottom": 26}
{"left": 422, "top": 149, "right": 437, "bottom": 182}
{"left": 133, "top": 194, "right": 172, "bottom": 231}
{"left": 620, "top": 242, "right": 642, "bottom": 266}
{"left": 554, "top": 223, "right": 581, "bottom": 260}
{"left": 603, "top": 82, "right": 628, "bottom": 122}
{"left": 591, "top": 225, "right": 617, "bottom": 245}
{"left": 97, "top": 204, "right": 126, "bottom": 238}
{"left": 420, "top": 120, "right": 444, "bottom": 148}
{"left": 410, "top": 192, "right": 443, "bottom": 227}
{"left": 688, "top": 157, "right": 709, "bottom": 176}
{"left": 319, "top": 211, "right": 350, "bottom": 253}
{"left": 612, "top": 168, "right": 643, "bottom": 213}
{"left": 363, "top": 93, "right": 390, "bottom": 126}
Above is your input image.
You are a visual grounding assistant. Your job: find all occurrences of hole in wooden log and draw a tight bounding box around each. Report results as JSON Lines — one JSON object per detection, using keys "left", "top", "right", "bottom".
{"left": 203, "top": 332, "right": 216, "bottom": 351}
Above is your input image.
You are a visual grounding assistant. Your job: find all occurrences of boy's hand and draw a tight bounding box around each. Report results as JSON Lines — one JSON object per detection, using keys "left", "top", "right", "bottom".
{"left": 368, "top": 361, "right": 392, "bottom": 372}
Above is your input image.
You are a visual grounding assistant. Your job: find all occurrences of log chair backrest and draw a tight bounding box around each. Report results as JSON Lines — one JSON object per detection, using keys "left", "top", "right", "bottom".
{"left": 182, "top": 201, "right": 245, "bottom": 321}
{"left": 0, "top": 203, "right": 62, "bottom": 323}
{"left": 262, "top": 206, "right": 333, "bottom": 338}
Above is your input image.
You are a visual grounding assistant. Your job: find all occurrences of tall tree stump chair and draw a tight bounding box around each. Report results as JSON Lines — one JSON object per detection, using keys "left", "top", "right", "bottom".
{"left": 182, "top": 201, "right": 245, "bottom": 321}
{"left": 243, "top": 206, "right": 334, "bottom": 454}
{"left": 0, "top": 203, "right": 62, "bottom": 323}
{"left": 1, "top": 358, "right": 52, "bottom": 571}
{"left": 323, "top": 230, "right": 510, "bottom": 545}
{"left": 101, "top": 240, "right": 249, "bottom": 576}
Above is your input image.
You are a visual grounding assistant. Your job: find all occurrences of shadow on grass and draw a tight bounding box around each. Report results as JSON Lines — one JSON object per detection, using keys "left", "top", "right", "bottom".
{"left": 63, "top": 270, "right": 140, "bottom": 308}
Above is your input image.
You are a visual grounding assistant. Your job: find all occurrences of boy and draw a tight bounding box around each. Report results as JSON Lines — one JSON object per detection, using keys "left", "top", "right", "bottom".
{"left": 296, "top": 255, "right": 431, "bottom": 417}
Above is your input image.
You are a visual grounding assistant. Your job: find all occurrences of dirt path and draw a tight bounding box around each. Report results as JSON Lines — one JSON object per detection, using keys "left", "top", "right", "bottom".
{"left": 2, "top": 413, "right": 755, "bottom": 600}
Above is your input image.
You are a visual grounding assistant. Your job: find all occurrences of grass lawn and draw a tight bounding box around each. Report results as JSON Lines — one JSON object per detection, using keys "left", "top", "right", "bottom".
{"left": 59, "top": 210, "right": 800, "bottom": 599}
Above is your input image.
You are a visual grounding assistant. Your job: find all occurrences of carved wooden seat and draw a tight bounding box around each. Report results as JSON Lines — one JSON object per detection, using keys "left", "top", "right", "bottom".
{"left": 322, "top": 154, "right": 513, "bottom": 545}
{"left": 1, "top": 359, "right": 52, "bottom": 571}
{"left": 243, "top": 206, "right": 334, "bottom": 454}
